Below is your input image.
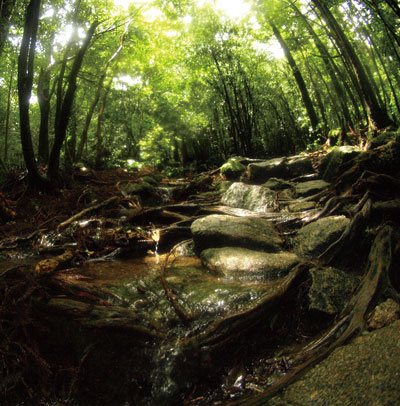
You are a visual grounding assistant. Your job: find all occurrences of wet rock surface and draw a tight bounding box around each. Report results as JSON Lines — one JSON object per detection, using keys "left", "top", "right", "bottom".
{"left": 200, "top": 247, "right": 299, "bottom": 281}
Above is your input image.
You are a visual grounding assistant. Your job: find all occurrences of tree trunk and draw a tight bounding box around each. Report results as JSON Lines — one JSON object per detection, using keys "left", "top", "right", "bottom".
{"left": 76, "top": 20, "right": 129, "bottom": 161}
{"left": 47, "top": 21, "right": 98, "bottom": 182}
{"left": 0, "top": 0, "right": 16, "bottom": 58}
{"left": 94, "top": 87, "right": 110, "bottom": 169}
{"left": 4, "top": 56, "right": 16, "bottom": 163}
{"left": 269, "top": 21, "right": 320, "bottom": 132}
{"left": 290, "top": 2, "right": 354, "bottom": 131}
{"left": 311, "top": 0, "right": 394, "bottom": 129}
{"left": 37, "top": 66, "right": 51, "bottom": 164}
{"left": 17, "top": 0, "right": 51, "bottom": 190}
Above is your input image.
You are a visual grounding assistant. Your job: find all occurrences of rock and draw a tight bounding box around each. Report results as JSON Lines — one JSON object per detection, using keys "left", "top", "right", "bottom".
{"left": 216, "top": 181, "right": 232, "bottom": 193}
{"left": 367, "top": 298, "right": 400, "bottom": 330}
{"left": 292, "top": 215, "right": 350, "bottom": 258}
{"left": 318, "top": 146, "right": 361, "bottom": 181}
{"left": 191, "top": 214, "right": 283, "bottom": 252}
{"left": 267, "top": 320, "right": 400, "bottom": 406}
{"left": 288, "top": 201, "right": 316, "bottom": 212}
{"left": 201, "top": 247, "right": 299, "bottom": 281}
{"left": 248, "top": 155, "right": 313, "bottom": 183}
{"left": 263, "top": 178, "right": 294, "bottom": 191}
{"left": 295, "top": 179, "right": 330, "bottom": 197}
{"left": 285, "top": 155, "right": 314, "bottom": 177}
{"left": 247, "top": 157, "right": 287, "bottom": 183}
{"left": 307, "top": 267, "right": 360, "bottom": 315}
{"left": 221, "top": 182, "right": 277, "bottom": 213}
{"left": 220, "top": 157, "right": 246, "bottom": 180}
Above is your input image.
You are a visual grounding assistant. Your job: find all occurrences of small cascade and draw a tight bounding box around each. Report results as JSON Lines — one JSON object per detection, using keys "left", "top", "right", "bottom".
{"left": 148, "top": 341, "right": 185, "bottom": 405}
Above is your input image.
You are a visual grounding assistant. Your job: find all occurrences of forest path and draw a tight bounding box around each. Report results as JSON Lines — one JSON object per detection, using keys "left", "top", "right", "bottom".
{"left": 1, "top": 139, "right": 400, "bottom": 405}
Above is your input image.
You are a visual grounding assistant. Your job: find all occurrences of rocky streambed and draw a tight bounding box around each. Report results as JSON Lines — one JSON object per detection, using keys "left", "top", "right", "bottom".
{"left": 1, "top": 143, "right": 400, "bottom": 405}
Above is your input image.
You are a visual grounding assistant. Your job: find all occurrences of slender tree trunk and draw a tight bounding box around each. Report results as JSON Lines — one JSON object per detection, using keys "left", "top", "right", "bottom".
{"left": 94, "top": 87, "right": 110, "bottom": 169}
{"left": 269, "top": 21, "right": 319, "bottom": 132}
{"left": 311, "top": 0, "right": 394, "bottom": 129}
{"left": 4, "top": 56, "right": 16, "bottom": 163}
{"left": 47, "top": 21, "right": 98, "bottom": 182}
{"left": 17, "top": 0, "right": 51, "bottom": 190}
{"left": 37, "top": 66, "right": 51, "bottom": 163}
{"left": 76, "top": 20, "right": 130, "bottom": 161}
{"left": 0, "top": 0, "right": 16, "bottom": 58}
{"left": 290, "top": 2, "right": 354, "bottom": 130}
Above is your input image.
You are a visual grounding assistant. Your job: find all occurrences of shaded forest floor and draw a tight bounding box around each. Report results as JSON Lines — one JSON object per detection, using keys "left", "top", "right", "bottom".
{"left": 1, "top": 137, "right": 400, "bottom": 405}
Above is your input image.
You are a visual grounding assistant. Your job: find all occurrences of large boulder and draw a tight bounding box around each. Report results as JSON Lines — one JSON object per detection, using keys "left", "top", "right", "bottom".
{"left": 267, "top": 320, "right": 400, "bottom": 406}
{"left": 248, "top": 155, "right": 313, "bottom": 183}
{"left": 318, "top": 146, "right": 361, "bottom": 181}
{"left": 307, "top": 267, "right": 360, "bottom": 315}
{"left": 201, "top": 247, "right": 299, "bottom": 281}
{"left": 292, "top": 215, "right": 350, "bottom": 258}
{"left": 191, "top": 215, "right": 283, "bottom": 252}
{"left": 221, "top": 182, "right": 277, "bottom": 213}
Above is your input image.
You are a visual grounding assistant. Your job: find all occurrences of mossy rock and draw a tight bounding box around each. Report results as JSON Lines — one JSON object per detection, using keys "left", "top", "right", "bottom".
{"left": 220, "top": 157, "right": 246, "bottom": 180}
{"left": 221, "top": 182, "right": 276, "bottom": 213}
{"left": 318, "top": 146, "right": 361, "bottom": 181}
{"left": 292, "top": 215, "right": 350, "bottom": 258}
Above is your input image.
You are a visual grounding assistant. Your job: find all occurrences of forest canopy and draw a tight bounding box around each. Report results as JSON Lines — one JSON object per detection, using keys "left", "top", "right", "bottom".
{"left": 0, "top": 0, "right": 399, "bottom": 184}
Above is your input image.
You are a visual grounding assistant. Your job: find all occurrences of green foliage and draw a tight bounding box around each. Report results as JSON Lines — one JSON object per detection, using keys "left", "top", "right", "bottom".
{"left": 1, "top": 0, "right": 399, "bottom": 175}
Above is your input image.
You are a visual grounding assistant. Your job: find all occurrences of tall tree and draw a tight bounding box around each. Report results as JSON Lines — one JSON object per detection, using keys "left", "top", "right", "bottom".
{"left": 47, "top": 20, "right": 98, "bottom": 182}
{"left": 311, "top": 0, "right": 394, "bottom": 129}
{"left": 0, "top": 0, "right": 16, "bottom": 58}
{"left": 17, "top": 0, "right": 51, "bottom": 190}
{"left": 269, "top": 20, "right": 320, "bottom": 132}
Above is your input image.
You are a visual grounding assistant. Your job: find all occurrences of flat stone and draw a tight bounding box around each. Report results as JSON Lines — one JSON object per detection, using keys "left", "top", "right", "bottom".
{"left": 263, "top": 178, "right": 294, "bottom": 191}
{"left": 288, "top": 201, "right": 316, "bottom": 212}
{"left": 221, "top": 182, "right": 277, "bottom": 213}
{"left": 247, "top": 155, "right": 314, "bottom": 183}
{"left": 295, "top": 180, "right": 330, "bottom": 197}
{"left": 201, "top": 247, "right": 299, "bottom": 281}
{"left": 267, "top": 320, "right": 400, "bottom": 406}
{"left": 292, "top": 215, "right": 350, "bottom": 258}
{"left": 308, "top": 267, "right": 360, "bottom": 315}
{"left": 191, "top": 214, "right": 283, "bottom": 252}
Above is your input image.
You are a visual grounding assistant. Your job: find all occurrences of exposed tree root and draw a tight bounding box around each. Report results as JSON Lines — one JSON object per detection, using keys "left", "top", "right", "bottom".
{"left": 225, "top": 225, "right": 397, "bottom": 406}
{"left": 160, "top": 239, "right": 193, "bottom": 325}
{"left": 318, "top": 195, "right": 372, "bottom": 266}
{"left": 57, "top": 195, "right": 119, "bottom": 231}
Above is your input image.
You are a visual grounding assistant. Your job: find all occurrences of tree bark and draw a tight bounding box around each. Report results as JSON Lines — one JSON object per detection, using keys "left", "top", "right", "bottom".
{"left": 17, "top": 0, "right": 51, "bottom": 190}
{"left": 37, "top": 66, "right": 51, "bottom": 164}
{"left": 269, "top": 21, "right": 320, "bottom": 132}
{"left": 290, "top": 2, "right": 354, "bottom": 131}
{"left": 311, "top": 0, "right": 394, "bottom": 129}
{"left": 0, "top": 0, "right": 16, "bottom": 58}
{"left": 47, "top": 21, "right": 98, "bottom": 182}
